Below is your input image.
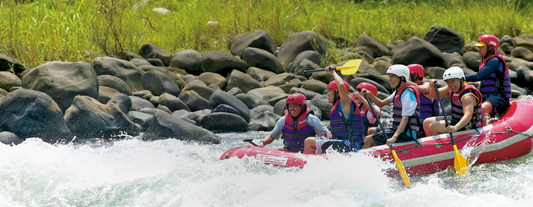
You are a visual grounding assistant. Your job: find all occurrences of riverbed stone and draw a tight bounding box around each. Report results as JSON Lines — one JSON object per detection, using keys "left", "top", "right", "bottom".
{"left": 22, "top": 61, "right": 99, "bottom": 112}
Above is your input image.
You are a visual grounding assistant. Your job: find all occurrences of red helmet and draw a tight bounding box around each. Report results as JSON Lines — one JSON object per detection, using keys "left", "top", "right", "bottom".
{"left": 407, "top": 64, "right": 424, "bottom": 78}
{"left": 356, "top": 82, "right": 378, "bottom": 96}
{"left": 475, "top": 35, "right": 499, "bottom": 51}
{"left": 327, "top": 81, "right": 350, "bottom": 92}
{"left": 286, "top": 93, "right": 306, "bottom": 106}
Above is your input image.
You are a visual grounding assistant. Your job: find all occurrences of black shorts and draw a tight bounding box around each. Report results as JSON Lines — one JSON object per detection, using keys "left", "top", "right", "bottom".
{"left": 371, "top": 127, "right": 413, "bottom": 146}
{"left": 485, "top": 95, "right": 510, "bottom": 116}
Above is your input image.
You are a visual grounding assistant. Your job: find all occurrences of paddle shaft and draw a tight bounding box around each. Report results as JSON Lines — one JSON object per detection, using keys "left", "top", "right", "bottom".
{"left": 364, "top": 95, "right": 392, "bottom": 150}
{"left": 433, "top": 82, "right": 457, "bottom": 146}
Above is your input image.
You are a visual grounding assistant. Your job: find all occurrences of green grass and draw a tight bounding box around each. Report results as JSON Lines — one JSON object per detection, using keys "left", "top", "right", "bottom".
{"left": 1, "top": 0, "right": 533, "bottom": 68}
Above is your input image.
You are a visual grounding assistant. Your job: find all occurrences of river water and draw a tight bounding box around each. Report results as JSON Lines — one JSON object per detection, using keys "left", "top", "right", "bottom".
{"left": 2, "top": 99, "right": 533, "bottom": 206}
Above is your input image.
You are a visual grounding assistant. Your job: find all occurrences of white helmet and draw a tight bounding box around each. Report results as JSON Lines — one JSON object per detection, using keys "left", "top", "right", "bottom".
{"left": 387, "top": 64, "right": 410, "bottom": 81}
{"left": 443, "top": 67, "right": 465, "bottom": 81}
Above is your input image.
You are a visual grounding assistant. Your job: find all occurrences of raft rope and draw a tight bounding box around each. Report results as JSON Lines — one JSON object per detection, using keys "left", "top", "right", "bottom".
{"left": 378, "top": 127, "right": 533, "bottom": 156}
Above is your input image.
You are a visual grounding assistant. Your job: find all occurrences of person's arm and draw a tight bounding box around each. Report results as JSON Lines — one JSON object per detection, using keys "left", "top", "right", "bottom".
{"left": 258, "top": 117, "right": 284, "bottom": 147}
{"left": 387, "top": 116, "right": 410, "bottom": 147}
{"left": 353, "top": 91, "right": 371, "bottom": 114}
{"left": 361, "top": 89, "right": 392, "bottom": 107}
{"left": 417, "top": 81, "right": 431, "bottom": 94}
{"left": 447, "top": 94, "right": 477, "bottom": 133}
{"left": 326, "top": 66, "right": 351, "bottom": 107}
{"left": 307, "top": 115, "right": 333, "bottom": 138}
{"left": 465, "top": 58, "right": 501, "bottom": 81}
{"left": 428, "top": 81, "right": 450, "bottom": 99}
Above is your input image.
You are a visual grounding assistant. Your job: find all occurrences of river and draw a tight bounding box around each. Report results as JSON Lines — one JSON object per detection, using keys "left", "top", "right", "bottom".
{"left": 1, "top": 98, "right": 533, "bottom": 206}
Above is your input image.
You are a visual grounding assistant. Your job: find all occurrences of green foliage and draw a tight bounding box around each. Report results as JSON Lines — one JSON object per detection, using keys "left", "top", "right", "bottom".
{"left": 1, "top": 0, "right": 533, "bottom": 68}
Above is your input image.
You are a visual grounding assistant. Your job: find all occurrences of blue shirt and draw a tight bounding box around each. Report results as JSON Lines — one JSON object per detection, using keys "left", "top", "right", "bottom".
{"left": 465, "top": 57, "right": 502, "bottom": 81}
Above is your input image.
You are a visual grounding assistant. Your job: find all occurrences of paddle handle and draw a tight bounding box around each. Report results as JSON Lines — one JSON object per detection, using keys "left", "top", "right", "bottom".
{"left": 433, "top": 81, "right": 456, "bottom": 145}
{"left": 243, "top": 139, "right": 258, "bottom": 146}
{"left": 364, "top": 95, "right": 393, "bottom": 150}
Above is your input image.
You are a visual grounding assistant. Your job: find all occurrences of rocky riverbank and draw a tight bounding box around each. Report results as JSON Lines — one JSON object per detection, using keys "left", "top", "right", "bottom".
{"left": 1, "top": 26, "right": 532, "bottom": 145}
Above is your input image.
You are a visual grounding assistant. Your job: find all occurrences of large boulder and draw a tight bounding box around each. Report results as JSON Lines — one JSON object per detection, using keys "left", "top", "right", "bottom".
{"left": 310, "top": 94, "right": 333, "bottom": 120}
{"left": 246, "top": 86, "right": 287, "bottom": 101}
{"left": 198, "top": 72, "right": 227, "bottom": 89}
{"left": 246, "top": 67, "right": 277, "bottom": 82}
{"left": 129, "top": 95, "right": 155, "bottom": 111}
{"left": 170, "top": 49, "right": 202, "bottom": 75}
{"left": 463, "top": 51, "right": 482, "bottom": 71}
{"left": 242, "top": 47, "right": 285, "bottom": 74}
{"left": 209, "top": 90, "right": 250, "bottom": 122}
{"left": 0, "top": 89, "right": 71, "bottom": 143}
{"left": 22, "top": 61, "right": 98, "bottom": 112}
{"left": 229, "top": 29, "right": 276, "bottom": 57}
{"left": 92, "top": 56, "right": 145, "bottom": 91}
{"left": 355, "top": 35, "right": 390, "bottom": 57}
{"left": 159, "top": 93, "right": 190, "bottom": 112}
{"left": 423, "top": 25, "right": 464, "bottom": 53}
{"left": 98, "top": 75, "right": 133, "bottom": 95}
{"left": 64, "top": 95, "right": 140, "bottom": 139}
{"left": 391, "top": 37, "right": 447, "bottom": 69}
{"left": 143, "top": 110, "right": 221, "bottom": 144}
{"left": 182, "top": 79, "right": 217, "bottom": 100}
{"left": 138, "top": 44, "right": 172, "bottom": 66}
{"left": 178, "top": 90, "right": 212, "bottom": 112}
{"left": 225, "top": 70, "right": 262, "bottom": 93}
{"left": 0, "top": 71, "right": 21, "bottom": 91}
{"left": 199, "top": 112, "right": 248, "bottom": 132}
{"left": 141, "top": 69, "right": 180, "bottom": 96}
{"left": 201, "top": 51, "right": 247, "bottom": 76}
{"left": 108, "top": 93, "right": 132, "bottom": 114}
{"left": 277, "top": 31, "right": 326, "bottom": 69}
{"left": 248, "top": 111, "right": 280, "bottom": 131}
{"left": 98, "top": 86, "right": 120, "bottom": 104}
{"left": 0, "top": 131, "right": 22, "bottom": 146}
{"left": 265, "top": 73, "right": 296, "bottom": 87}
{"left": 0, "top": 53, "right": 26, "bottom": 75}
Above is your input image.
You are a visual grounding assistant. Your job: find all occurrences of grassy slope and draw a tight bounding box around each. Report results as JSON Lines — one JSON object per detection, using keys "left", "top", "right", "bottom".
{"left": 1, "top": 0, "right": 532, "bottom": 68}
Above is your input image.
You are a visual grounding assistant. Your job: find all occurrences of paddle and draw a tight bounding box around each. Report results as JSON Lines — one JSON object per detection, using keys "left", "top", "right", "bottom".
{"left": 243, "top": 139, "right": 258, "bottom": 146}
{"left": 303, "top": 59, "right": 363, "bottom": 75}
{"left": 433, "top": 81, "right": 470, "bottom": 176}
{"left": 364, "top": 95, "right": 411, "bottom": 188}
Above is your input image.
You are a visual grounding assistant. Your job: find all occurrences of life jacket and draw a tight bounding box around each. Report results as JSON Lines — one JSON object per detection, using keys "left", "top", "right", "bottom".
{"left": 392, "top": 85, "right": 421, "bottom": 139}
{"left": 449, "top": 84, "right": 483, "bottom": 128}
{"left": 359, "top": 102, "right": 380, "bottom": 136}
{"left": 417, "top": 81, "right": 439, "bottom": 120}
{"left": 479, "top": 53, "right": 511, "bottom": 100}
{"left": 281, "top": 108, "right": 316, "bottom": 152}
{"left": 329, "top": 95, "right": 365, "bottom": 151}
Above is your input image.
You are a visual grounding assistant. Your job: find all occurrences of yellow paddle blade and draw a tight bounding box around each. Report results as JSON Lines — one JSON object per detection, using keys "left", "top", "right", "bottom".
{"left": 336, "top": 59, "right": 363, "bottom": 75}
{"left": 392, "top": 149, "right": 411, "bottom": 188}
{"left": 453, "top": 145, "right": 470, "bottom": 176}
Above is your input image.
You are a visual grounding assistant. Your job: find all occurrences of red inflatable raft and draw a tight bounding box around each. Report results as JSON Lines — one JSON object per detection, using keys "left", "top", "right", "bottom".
{"left": 220, "top": 100, "right": 533, "bottom": 175}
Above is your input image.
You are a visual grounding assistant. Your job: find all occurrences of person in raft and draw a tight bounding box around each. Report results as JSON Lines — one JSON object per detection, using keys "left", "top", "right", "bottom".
{"left": 407, "top": 64, "right": 440, "bottom": 137}
{"left": 258, "top": 93, "right": 332, "bottom": 152}
{"left": 423, "top": 67, "right": 482, "bottom": 135}
{"left": 355, "top": 82, "right": 381, "bottom": 136}
{"left": 468, "top": 35, "right": 511, "bottom": 125}
{"left": 361, "top": 64, "right": 421, "bottom": 148}
{"left": 303, "top": 66, "right": 366, "bottom": 154}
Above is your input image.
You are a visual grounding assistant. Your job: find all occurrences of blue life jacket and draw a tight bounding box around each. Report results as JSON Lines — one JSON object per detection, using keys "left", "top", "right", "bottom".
{"left": 329, "top": 95, "right": 365, "bottom": 151}
{"left": 479, "top": 54, "right": 511, "bottom": 100}
{"left": 417, "top": 81, "right": 440, "bottom": 120}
